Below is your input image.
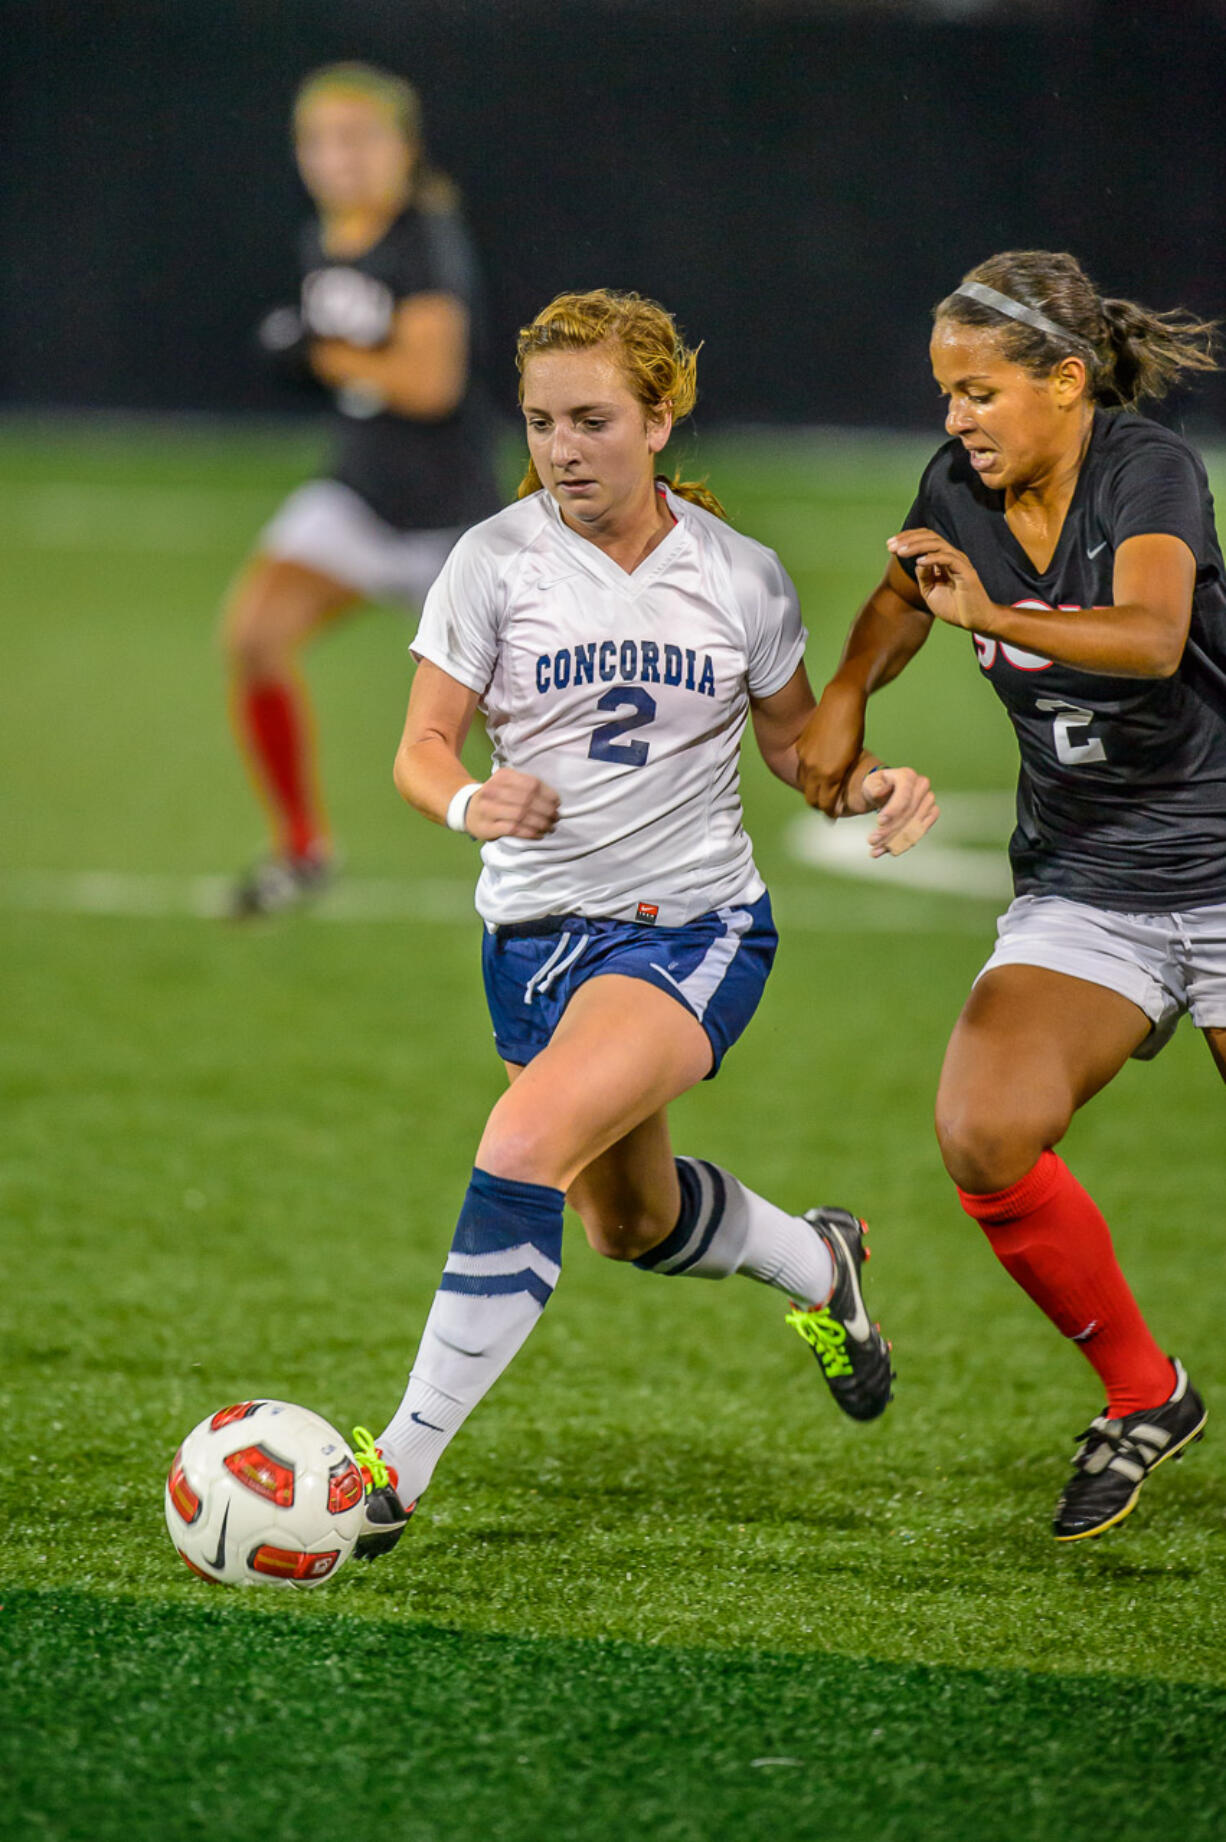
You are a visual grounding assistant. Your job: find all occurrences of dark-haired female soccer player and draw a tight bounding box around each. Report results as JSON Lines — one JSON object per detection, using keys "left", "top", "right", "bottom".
{"left": 350, "top": 288, "right": 938, "bottom": 1558}
{"left": 799, "top": 249, "right": 1224, "bottom": 1542}
{"left": 221, "top": 63, "right": 500, "bottom": 915}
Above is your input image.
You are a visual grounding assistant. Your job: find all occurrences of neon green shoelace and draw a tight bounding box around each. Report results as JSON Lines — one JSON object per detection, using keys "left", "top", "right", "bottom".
{"left": 785, "top": 1306, "right": 854, "bottom": 1379}
{"left": 350, "top": 1425, "right": 389, "bottom": 1490}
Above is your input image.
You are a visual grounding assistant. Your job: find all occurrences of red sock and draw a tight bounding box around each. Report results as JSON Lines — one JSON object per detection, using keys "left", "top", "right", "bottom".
{"left": 957, "top": 1150, "right": 1174, "bottom": 1416}
{"left": 236, "top": 678, "right": 325, "bottom": 860}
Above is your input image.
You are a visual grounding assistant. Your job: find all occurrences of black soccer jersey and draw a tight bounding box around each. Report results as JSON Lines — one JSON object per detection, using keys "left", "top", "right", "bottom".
{"left": 900, "top": 410, "right": 1226, "bottom": 910}
{"left": 295, "top": 204, "right": 501, "bottom": 533}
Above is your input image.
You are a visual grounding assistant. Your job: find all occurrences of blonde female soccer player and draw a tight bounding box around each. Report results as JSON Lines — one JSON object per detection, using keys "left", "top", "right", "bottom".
{"left": 350, "top": 288, "right": 937, "bottom": 1559}
{"left": 800, "top": 249, "right": 1223, "bottom": 1542}
{"left": 222, "top": 63, "right": 499, "bottom": 915}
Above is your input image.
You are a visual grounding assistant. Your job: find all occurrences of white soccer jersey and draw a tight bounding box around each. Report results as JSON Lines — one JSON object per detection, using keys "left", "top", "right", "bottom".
{"left": 411, "top": 484, "right": 807, "bottom": 927}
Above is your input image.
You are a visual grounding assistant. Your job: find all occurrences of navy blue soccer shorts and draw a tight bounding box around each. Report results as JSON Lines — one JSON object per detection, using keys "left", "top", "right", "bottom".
{"left": 481, "top": 890, "right": 777, "bottom": 1078}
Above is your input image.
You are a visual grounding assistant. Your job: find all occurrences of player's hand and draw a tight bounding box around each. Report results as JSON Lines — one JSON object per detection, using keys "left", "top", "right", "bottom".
{"left": 796, "top": 681, "right": 868, "bottom": 815}
{"left": 255, "top": 306, "right": 313, "bottom": 382}
{"left": 466, "top": 769, "right": 560, "bottom": 841}
{"left": 257, "top": 305, "right": 306, "bottom": 353}
{"left": 886, "top": 528, "right": 992, "bottom": 632}
{"left": 858, "top": 765, "right": 939, "bottom": 857}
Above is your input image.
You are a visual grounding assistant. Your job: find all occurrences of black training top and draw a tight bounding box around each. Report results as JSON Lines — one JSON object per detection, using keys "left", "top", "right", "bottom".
{"left": 899, "top": 409, "right": 1226, "bottom": 911}
{"left": 295, "top": 203, "right": 501, "bottom": 533}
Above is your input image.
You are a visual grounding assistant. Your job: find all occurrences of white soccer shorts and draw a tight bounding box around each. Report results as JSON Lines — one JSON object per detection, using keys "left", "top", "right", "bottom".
{"left": 978, "top": 892, "right": 1226, "bottom": 1059}
{"left": 258, "top": 479, "right": 463, "bottom": 607}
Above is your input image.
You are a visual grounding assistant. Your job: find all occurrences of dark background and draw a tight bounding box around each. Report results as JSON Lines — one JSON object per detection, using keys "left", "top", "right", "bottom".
{"left": 4, "top": 0, "right": 1226, "bottom": 432}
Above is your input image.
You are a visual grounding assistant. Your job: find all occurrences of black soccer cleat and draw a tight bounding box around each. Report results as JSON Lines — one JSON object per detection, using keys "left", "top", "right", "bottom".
{"left": 350, "top": 1426, "right": 415, "bottom": 1563}
{"left": 1053, "top": 1358, "right": 1206, "bottom": 1542}
{"left": 785, "top": 1208, "right": 894, "bottom": 1422}
{"left": 228, "top": 848, "right": 332, "bottom": 920}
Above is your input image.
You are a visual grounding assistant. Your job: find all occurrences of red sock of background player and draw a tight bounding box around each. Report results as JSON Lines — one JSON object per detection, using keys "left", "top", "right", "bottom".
{"left": 236, "top": 676, "right": 326, "bottom": 861}
{"left": 957, "top": 1150, "right": 1174, "bottom": 1416}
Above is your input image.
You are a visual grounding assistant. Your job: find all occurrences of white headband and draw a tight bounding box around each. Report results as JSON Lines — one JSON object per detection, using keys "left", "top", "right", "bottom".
{"left": 954, "top": 281, "right": 1086, "bottom": 348}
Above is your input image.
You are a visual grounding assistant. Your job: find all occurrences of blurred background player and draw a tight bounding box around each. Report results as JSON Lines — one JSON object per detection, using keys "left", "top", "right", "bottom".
{"left": 350, "top": 289, "right": 938, "bottom": 1558}
{"left": 800, "top": 249, "right": 1224, "bottom": 1542}
{"left": 221, "top": 62, "right": 500, "bottom": 917}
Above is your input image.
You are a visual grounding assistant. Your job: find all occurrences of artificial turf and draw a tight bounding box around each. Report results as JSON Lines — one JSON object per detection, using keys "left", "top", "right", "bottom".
{"left": 2, "top": 420, "right": 1224, "bottom": 1840}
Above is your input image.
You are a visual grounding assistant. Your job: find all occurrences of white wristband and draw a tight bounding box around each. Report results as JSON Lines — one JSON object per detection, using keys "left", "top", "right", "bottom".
{"left": 445, "top": 781, "right": 484, "bottom": 835}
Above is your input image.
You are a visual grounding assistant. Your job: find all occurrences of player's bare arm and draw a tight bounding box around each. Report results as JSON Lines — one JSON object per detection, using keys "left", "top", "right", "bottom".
{"left": 311, "top": 292, "right": 470, "bottom": 419}
{"left": 888, "top": 527, "right": 1195, "bottom": 678}
{"left": 395, "top": 658, "right": 560, "bottom": 839}
{"left": 796, "top": 559, "right": 932, "bottom": 814}
{"left": 748, "top": 660, "right": 816, "bottom": 785}
{"left": 757, "top": 657, "right": 936, "bottom": 855}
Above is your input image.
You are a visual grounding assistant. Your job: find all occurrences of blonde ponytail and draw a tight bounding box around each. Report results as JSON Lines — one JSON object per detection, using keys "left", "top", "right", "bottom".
{"left": 660, "top": 473, "right": 727, "bottom": 519}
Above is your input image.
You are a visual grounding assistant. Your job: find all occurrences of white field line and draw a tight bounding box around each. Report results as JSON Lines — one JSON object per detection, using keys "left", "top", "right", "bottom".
{"left": 0, "top": 869, "right": 995, "bottom": 933}
{"left": 0, "top": 871, "right": 477, "bottom": 923}
{"left": 784, "top": 791, "right": 1016, "bottom": 900}
{"left": 0, "top": 796, "right": 1015, "bottom": 930}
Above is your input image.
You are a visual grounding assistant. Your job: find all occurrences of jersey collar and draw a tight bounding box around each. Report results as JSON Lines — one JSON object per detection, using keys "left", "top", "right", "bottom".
{"left": 538, "top": 482, "right": 688, "bottom": 592}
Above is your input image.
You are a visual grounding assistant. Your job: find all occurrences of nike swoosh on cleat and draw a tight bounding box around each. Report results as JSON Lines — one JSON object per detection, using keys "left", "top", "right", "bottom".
{"left": 207, "top": 1504, "right": 229, "bottom": 1573}
{"left": 410, "top": 1410, "right": 445, "bottom": 1432}
{"left": 839, "top": 1292, "right": 873, "bottom": 1343}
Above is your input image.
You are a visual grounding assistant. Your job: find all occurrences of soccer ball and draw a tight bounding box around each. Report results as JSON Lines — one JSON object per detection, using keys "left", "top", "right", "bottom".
{"left": 165, "top": 1399, "right": 365, "bottom": 1589}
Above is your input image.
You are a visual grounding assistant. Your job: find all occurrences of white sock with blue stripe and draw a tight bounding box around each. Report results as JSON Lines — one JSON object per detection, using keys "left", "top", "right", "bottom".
{"left": 378, "top": 1167, "right": 564, "bottom": 1508}
{"left": 633, "top": 1157, "right": 834, "bottom": 1304}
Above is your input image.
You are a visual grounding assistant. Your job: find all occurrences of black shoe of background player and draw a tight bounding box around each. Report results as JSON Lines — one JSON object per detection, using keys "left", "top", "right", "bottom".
{"left": 228, "top": 847, "right": 332, "bottom": 920}
{"left": 1053, "top": 1358, "right": 1206, "bottom": 1542}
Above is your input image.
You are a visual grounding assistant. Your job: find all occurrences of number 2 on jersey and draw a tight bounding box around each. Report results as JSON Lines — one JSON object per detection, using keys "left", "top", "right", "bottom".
{"left": 1035, "top": 697, "right": 1107, "bottom": 766}
{"left": 588, "top": 687, "right": 657, "bottom": 766}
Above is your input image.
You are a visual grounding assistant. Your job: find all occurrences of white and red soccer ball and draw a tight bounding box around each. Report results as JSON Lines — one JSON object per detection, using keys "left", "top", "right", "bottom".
{"left": 165, "top": 1399, "right": 364, "bottom": 1589}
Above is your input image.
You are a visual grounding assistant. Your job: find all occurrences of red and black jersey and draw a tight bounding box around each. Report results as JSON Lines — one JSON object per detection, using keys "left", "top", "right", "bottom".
{"left": 294, "top": 203, "right": 500, "bottom": 534}
{"left": 899, "top": 409, "right": 1226, "bottom": 911}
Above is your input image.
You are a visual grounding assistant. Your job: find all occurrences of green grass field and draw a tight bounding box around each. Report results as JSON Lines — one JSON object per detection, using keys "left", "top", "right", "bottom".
{"left": 2, "top": 419, "right": 1224, "bottom": 1841}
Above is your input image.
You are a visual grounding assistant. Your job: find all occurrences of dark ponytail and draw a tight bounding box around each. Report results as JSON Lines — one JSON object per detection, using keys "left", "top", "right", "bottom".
{"left": 1096, "top": 294, "right": 1217, "bottom": 409}
{"left": 935, "top": 250, "right": 1218, "bottom": 410}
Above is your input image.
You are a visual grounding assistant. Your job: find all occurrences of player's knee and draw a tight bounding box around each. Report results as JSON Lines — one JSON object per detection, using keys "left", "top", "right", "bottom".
{"left": 934, "top": 1088, "right": 1062, "bottom": 1195}
{"left": 222, "top": 596, "right": 296, "bottom": 678}
{"left": 222, "top": 563, "right": 329, "bottom": 677}
{"left": 583, "top": 1219, "right": 636, "bottom": 1260}
{"left": 580, "top": 1208, "right": 666, "bottom": 1262}
{"left": 475, "top": 1114, "right": 567, "bottom": 1194}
